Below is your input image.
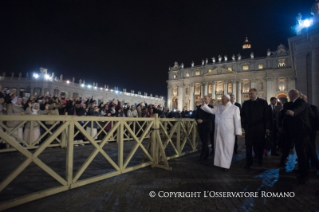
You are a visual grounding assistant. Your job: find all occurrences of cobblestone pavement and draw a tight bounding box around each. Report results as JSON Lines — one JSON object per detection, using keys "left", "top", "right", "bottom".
{"left": 2, "top": 137, "right": 319, "bottom": 212}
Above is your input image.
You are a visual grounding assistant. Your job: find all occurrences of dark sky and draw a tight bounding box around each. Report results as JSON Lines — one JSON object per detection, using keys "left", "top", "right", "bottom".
{"left": 0, "top": 0, "right": 314, "bottom": 98}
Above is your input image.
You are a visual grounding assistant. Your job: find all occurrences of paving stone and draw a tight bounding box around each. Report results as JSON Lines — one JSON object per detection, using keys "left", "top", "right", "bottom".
{"left": 1, "top": 137, "right": 319, "bottom": 211}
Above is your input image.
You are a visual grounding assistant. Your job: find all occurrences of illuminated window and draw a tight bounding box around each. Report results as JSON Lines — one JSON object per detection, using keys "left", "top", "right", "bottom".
{"left": 258, "top": 64, "right": 263, "bottom": 69}
{"left": 278, "top": 59, "right": 286, "bottom": 67}
{"left": 186, "top": 73, "right": 189, "bottom": 77}
{"left": 243, "top": 66, "right": 249, "bottom": 70}
{"left": 228, "top": 67, "right": 232, "bottom": 71}
{"left": 173, "top": 74, "right": 177, "bottom": 78}
{"left": 195, "top": 71, "right": 200, "bottom": 76}
{"left": 196, "top": 96, "right": 200, "bottom": 99}
{"left": 208, "top": 69, "right": 212, "bottom": 73}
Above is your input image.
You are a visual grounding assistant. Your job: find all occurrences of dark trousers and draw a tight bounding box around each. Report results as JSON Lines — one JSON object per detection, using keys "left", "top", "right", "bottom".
{"left": 210, "top": 130, "right": 214, "bottom": 152}
{"left": 280, "top": 132, "right": 291, "bottom": 163}
{"left": 271, "top": 127, "right": 278, "bottom": 154}
{"left": 294, "top": 136, "right": 318, "bottom": 177}
{"left": 234, "top": 136, "right": 238, "bottom": 153}
{"left": 246, "top": 134, "right": 264, "bottom": 166}
{"left": 198, "top": 127, "right": 211, "bottom": 160}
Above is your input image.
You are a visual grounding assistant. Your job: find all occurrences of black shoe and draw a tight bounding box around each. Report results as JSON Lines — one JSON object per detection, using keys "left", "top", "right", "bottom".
{"left": 224, "top": 168, "right": 229, "bottom": 172}
{"left": 271, "top": 153, "right": 280, "bottom": 156}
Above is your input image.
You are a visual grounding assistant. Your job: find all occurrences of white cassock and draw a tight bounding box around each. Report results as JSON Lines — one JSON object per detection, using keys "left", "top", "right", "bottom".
{"left": 201, "top": 102, "right": 242, "bottom": 169}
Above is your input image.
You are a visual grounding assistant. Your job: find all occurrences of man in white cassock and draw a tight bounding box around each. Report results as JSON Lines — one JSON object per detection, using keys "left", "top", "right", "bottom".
{"left": 200, "top": 94, "right": 242, "bottom": 170}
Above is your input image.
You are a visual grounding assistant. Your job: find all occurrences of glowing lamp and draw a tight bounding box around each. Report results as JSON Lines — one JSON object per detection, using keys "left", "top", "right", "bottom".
{"left": 303, "top": 19, "right": 311, "bottom": 27}
{"left": 115, "top": 91, "right": 119, "bottom": 94}
{"left": 44, "top": 74, "right": 50, "bottom": 80}
{"left": 66, "top": 80, "right": 70, "bottom": 84}
{"left": 81, "top": 84, "right": 84, "bottom": 87}
{"left": 88, "top": 85, "right": 91, "bottom": 88}
{"left": 33, "top": 73, "right": 39, "bottom": 78}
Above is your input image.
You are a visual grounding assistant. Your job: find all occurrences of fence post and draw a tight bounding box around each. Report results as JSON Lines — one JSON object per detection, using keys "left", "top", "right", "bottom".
{"left": 66, "top": 118, "right": 74, "bottom": 187}
{"left": 117, "top": 119, "right": 124, "bottom": 172}
{"left": 192, "top": 121, "right": 197, "bottom": 150}
{"left": 151, "top": 114, "right": 158, "bottom": 166}
{"left": 176, "top": 120, "right": 181, "bottom": 155}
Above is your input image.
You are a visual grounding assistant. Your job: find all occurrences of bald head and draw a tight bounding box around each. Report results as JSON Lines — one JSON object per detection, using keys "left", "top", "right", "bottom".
{"left": 288, "top": 89, "right": 300, "bottom": 101}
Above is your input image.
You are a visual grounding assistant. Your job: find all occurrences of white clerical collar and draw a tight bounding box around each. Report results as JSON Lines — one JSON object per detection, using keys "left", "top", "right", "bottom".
{"left": 292, "top": 97, "right": 299, "bottom": 103}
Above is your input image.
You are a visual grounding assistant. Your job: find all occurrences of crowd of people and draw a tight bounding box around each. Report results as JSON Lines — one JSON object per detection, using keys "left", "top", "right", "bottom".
{"left": 0, "top": 85, "right": 178, "bottom": 149}
{"left": 196, "top": 88, "right": 319, "bottom": 184}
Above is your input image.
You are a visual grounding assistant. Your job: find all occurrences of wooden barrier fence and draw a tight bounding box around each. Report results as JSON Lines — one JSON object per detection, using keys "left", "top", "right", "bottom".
{"left": 0, "top": 114, "right": 198, "bottom": 210}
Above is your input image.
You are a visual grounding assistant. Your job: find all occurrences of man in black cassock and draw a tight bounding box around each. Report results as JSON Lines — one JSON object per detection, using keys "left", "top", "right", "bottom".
{"left": 241, "top": 88, "right": 271, "bottom": 169}
{"left": 195, "top": 95, "right": 214, "bottom": 162}
{"left": 230, "top": 94, "right": 242, "bottom": 154}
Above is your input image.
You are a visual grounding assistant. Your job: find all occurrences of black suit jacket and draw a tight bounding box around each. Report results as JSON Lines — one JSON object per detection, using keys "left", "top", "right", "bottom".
{"left": 281, "top": 98, "right": 312, "bottom": 138}
{"left": 241, "top": 98, "right": 271, "bottom": 145}
{"left": 195, "top": 105, "right": 214, "bottom": 131}
{"left": 268, "top": 105, "right": 278, "bottom": 130}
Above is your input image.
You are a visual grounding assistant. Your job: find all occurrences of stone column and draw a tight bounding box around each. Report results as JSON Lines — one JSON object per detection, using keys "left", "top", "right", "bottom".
{"left": 189, "top": 83, "right": 194, "bottom": 110}
{"left": 178, "top": 85, "right": 183, "bottom": 111}
{"left": 167, "top": 86, "right": 172, "bottom": 110}
{"left": 232, "top": 80, "right": 237, "bottom": 97}
{"left": 266, "top": 77, "right": 273, "bottom": 102}
{"left": 237, "top": 80, "right": 241, "bottom": 104}
{"left": 201, "top": 83, "right": 204, "bottom": 98}
{"left": 204, "top": 82, "right": 208, "bottom": 96}
{"left": 223, "top": 81, "right": 227, "bottom": 95}
{"left": 212, "top": 81, "right": 216, "bottom": 99}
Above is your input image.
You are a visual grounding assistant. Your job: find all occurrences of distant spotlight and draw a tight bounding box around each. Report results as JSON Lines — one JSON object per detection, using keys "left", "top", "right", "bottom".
{"left": 303, "top": 19, "right": 311, "bottom": 27}
{"left": 115, "top": 90, "right": 119, "bottom": 94}
{"left": 88, "top": 85, "right": 91, "bottom": 88}
{"left": 81, "top": 84, "right": 85, "bottom": 87}
{"left": 111, "top": 89, "right": 113, "bottom": 91}
{"left": 100, "top": 87, "right": 102, "bottom": 90}
{"left": 94, "top": 86, "right": 97, "bottom": 89}
{"left": 66, "top": 80, "right": 70, "bottom": 84}
{"left": 105, "top": 89, "right": 108, "bottom": 91}
{"left": 33, "top": 73, "right": 39, "bottom": 79}
{"left": 44, "top": 74, "right": 50, "bottom": 80}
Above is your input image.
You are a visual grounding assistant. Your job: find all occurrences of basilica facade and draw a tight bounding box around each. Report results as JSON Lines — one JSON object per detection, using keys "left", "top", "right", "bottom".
{"left": 167, "top": 1, "right": 319, "bottom": 111}
{"left": 167, "top": 44, "right": 294, "bottom": 111}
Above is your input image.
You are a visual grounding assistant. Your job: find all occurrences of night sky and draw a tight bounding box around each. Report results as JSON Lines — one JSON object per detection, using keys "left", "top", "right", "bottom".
{"left": 0, "top": 0, "right": 314, "bottom": 99}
